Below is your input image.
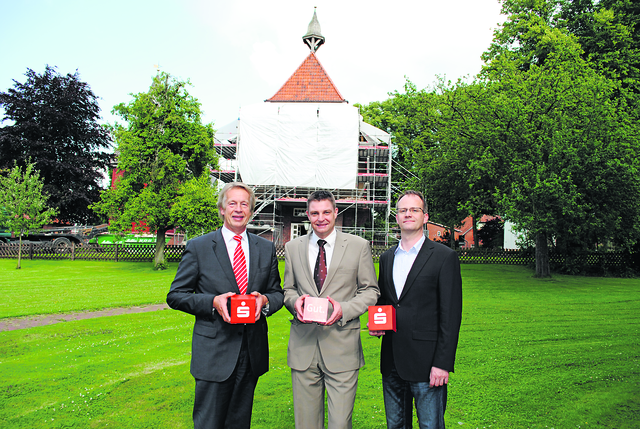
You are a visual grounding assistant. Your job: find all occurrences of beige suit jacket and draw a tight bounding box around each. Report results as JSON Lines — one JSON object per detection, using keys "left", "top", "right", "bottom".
{"left": 284, "top": 230, "right": 379, "bottom": 373}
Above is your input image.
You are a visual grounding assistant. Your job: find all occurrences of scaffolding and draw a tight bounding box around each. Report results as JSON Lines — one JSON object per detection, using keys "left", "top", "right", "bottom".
{"left": 212, "top": 116, "right": 415, "bottom": 246}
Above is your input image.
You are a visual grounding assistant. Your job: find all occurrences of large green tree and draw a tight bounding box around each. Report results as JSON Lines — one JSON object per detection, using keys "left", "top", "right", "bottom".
{"left": 0, "top": 163, "right": 57, "bottom": 269}
{"left": 0, "top": 66, "right": 113, "bottom": 224}
{"left": 413, "top": 79, "right": 504, "bottom": 249}
{"left": 480, "top": 0, "right": 640, "bottom": 276}
{"left": 480, "top": 21, "right": 640, "bottom": 277}
{"left": 360, "top": 80, "right": 501, "bottom": 247}
{"left": 92, "top": 72, "right": 217, "bottom": 269}
{"left": 360, "top": 1, "right": 640, "bottom": 277}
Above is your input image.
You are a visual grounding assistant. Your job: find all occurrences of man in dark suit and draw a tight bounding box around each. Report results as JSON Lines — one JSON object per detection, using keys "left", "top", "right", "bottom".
{"left": 370, "top": 190, "right": 462, "bottom": 428}
{"left": 167, "top": 182, "right": 284, "bottom": 429}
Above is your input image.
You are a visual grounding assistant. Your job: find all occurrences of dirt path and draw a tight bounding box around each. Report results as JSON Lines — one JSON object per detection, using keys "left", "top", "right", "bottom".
{"left": 0, "top": 304, "right": 170, "bottom": 332}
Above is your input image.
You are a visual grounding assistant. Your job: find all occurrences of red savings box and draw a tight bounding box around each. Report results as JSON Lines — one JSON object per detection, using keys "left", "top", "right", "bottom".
{"left": 368, "top": 305, "right": 396, "bottom": 332}
{"left": 229, "top": 295, "right": 256, "bottom": 324}
{"left": 303, "top": 297, "right": 329, "bottom": 323}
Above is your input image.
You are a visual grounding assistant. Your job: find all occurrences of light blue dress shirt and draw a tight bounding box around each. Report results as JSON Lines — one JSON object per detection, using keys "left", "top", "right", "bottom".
{"left": 392, "top": 235, "right": 425, "bottom": 299}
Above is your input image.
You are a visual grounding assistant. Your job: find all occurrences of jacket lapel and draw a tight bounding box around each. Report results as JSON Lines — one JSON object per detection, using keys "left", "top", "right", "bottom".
{"left": 386, "top": 245, "right": 400, "bottom": 302}
{"left": 398, "top": 238, "right": 434, "bottom": 301}
{"left": 322, "top": 231, "right": 347, "bottom": 294}
{"left": 212, "top": 229, "right": 239, "bottom": 293}
{"left": 298, "top": 234, "right": 316, "bottom": 295}
{"left": 247, "top": 233, "right": 259, "bottom": 293}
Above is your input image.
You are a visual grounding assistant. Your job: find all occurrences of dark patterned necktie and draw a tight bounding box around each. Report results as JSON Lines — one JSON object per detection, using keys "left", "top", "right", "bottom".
{"left": 314, "top": 239, "right": 327, "bottom": 292}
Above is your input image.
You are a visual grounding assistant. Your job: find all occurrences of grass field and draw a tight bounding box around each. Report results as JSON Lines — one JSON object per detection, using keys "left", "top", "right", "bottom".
{"left": 1, "top": 259, "right": 638, "bottom": 428}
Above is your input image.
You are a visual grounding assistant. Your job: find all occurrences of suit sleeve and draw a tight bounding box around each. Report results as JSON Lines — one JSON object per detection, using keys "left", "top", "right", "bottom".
{"left": 282, "top": 241, "right": 299, "bottom": 317}
{"left": 262, "top": 241, "right": 284, "bottom": 316}
{"left": 433, "top": 250, "right": 463, "bottom": 372}
{"left": 338, "top": 240, "right": 380, "bottom": 326}
{"left": 166, "top": 240, "right": 216, "bottom": 318}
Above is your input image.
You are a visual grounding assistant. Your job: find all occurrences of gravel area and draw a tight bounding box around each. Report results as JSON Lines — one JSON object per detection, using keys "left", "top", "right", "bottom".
{"left": 0, "top": 304, "right": 170, "bottom": 331}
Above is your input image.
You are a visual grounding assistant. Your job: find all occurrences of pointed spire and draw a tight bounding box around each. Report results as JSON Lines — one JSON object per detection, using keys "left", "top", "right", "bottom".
{"left": 303, "top": 7, "right": 325, "bottom": 53}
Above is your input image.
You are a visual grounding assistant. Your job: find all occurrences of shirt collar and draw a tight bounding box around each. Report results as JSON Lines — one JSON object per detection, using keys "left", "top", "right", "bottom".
{"left": 221, "top": 226, "right": 248, "bottom": 243}
{"left": 395, "top": 235, "right": 425, "bottom": 255}
{"left": 311, "top": 228, "right": 337, "bottom": 248}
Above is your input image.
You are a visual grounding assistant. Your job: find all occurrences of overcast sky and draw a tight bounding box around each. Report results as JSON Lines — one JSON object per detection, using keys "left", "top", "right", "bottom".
{"left": 1, "top": 0, "right": 505, "bottom": 130}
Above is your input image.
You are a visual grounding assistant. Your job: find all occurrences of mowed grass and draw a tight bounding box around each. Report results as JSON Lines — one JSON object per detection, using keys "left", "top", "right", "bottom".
{"left": 0, "top": 259, "right": 176, "bottom": 318}
{"left": 0, "top": 260, "right": 638, "bottom": 428}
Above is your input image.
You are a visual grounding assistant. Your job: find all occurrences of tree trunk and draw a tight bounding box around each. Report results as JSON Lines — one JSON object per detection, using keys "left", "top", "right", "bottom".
{"left": 17, "top": 235, "right": 22, "bottom": 269}
{"left": 472, "top": 216, "right": 479, "bottom": 248}
{"left": 535, "top": 232, "right": 551, "bottom": 278}
{"left": 450, "top": 226, "right": 456, "bottom": 250}
{"left": 154, "top": 227, "right": 167, "bottom": 270}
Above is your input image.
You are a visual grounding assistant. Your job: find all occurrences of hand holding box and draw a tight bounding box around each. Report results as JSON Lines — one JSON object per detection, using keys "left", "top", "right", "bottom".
{"left": 303, "top": 297, "right": 329, "bottom": 323}
{"left": 230, "top": 295, "right": 256, "bottom": 324}
{"left": 368, "top": 305, "right": 396, "bottom": 332}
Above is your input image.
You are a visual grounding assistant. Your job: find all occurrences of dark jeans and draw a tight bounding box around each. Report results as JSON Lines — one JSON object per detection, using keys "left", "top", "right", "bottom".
{"left": 382, "top": 367, "right": 447, "bottom": 429}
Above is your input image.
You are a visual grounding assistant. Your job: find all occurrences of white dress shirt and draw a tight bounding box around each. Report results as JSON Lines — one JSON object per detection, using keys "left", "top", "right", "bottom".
{"left": 308, "top": 229, "right": 337, "bottom": 275}
{"left": 393, "top": 235, "right": 425, "bottom": 299}
{"left": 221, "top": 226, "right": 250, "bottom": 278}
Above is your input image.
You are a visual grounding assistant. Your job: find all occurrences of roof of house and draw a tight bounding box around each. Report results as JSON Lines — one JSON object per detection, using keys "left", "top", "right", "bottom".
{"left": 265, "top": 52, "right": 346, "bottom": 103}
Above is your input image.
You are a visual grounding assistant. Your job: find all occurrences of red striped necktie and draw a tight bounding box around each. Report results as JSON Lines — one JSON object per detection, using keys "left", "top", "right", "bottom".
{"left": 233, "top": 235, "right": 248, "bottom": 295}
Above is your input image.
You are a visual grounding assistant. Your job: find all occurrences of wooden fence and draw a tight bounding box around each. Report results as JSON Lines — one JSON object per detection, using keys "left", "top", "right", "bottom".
{"left": 0, "top": 243, "right": 186, "bottom": 263}
{"left": 0, "top": 242, "right": 634, "bottom": 269}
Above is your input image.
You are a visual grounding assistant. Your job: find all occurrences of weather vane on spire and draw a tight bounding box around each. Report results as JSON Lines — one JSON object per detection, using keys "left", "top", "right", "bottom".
{"left": 303, "top": 7, "right": 325, "bottom": 53}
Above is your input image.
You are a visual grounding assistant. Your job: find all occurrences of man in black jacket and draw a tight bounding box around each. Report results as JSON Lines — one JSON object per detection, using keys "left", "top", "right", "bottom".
{"left": 370, "top": 190, "right": 462, "bottom": 428}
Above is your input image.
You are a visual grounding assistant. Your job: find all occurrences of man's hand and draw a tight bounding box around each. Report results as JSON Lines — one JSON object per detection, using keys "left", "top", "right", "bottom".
{"left": 367, "top": 322, "right": 386, "bottom": 337}
{"left": 323, "top": 296, "right": 342, "bottom": 325}
{"left": 213, "top": 292, "right": 235, "bottom": 323}
{"left": 429, "top": 366, "right": 449, "bottom": 387}
{"left": 251, "top": 291, "right": 268, "bottom": 321}
{"left": 294, "top": 294, "right": 310, "bottom": 322}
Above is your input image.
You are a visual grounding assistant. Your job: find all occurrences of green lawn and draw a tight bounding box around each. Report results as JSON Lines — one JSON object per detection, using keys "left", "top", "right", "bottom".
{"left": 0, "top": 260, "right": 638, "bottom": 428}
{"left": 0, "top": 259, "right": 176, "bottom": 318}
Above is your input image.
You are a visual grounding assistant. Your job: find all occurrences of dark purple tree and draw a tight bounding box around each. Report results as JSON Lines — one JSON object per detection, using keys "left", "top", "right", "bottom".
{"left": 0, "top": 66, "right": 113, "bottom": 224}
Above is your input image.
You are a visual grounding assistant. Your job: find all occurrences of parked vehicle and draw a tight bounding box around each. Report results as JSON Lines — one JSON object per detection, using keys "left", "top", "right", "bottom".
{"left": 0, "top": 224, "right": 109, "bottom": 251}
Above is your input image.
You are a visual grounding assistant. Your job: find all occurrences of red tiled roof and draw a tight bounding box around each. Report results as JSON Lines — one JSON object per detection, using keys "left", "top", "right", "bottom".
{"left": 266, "top": 52, "right": 346, "bottom": 102}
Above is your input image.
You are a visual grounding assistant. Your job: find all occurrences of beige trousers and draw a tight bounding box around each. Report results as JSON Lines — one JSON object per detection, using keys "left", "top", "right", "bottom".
{"left": 291, "top": 347, "right": 359, "bottom": 429}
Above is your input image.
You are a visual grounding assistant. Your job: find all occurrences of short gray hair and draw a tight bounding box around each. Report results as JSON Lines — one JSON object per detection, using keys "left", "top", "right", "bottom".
{"left": 217, "top": 182, "right": 256, "bottom": 220}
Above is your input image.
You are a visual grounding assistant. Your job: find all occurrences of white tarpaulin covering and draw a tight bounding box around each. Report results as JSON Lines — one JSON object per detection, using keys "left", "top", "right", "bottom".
{"left": 237, "top": 103, "right": 359, "bottom": 188}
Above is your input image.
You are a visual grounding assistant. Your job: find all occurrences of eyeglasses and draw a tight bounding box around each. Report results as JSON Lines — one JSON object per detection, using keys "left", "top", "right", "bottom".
{"left": 397, "top": 207, "right": 424, "bottom": 215}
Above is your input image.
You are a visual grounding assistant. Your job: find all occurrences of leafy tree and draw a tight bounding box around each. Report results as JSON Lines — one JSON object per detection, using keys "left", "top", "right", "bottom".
{"left": 170, "top": 174, "right": 222, "bottom": 239}
{"left": 358, "top": 80, "right": 440, "bottom": 184}
{"left": 481, "top": 30, "right": 640, "bottom": 276}
{"left": 478, "top": 1, "right": 640, "bottom": 276}
{"left": 360, "top": 79, "right": 502, "bottom": 247}
{"left": 477, "top": 218, "right": 505, "bottom": 249}
{"left": 559, "top": 0, "right": 640, "bottom": 93}
{"left": 0, "top": 66, "right": 113, "bottom": 224}
{"left": 358, "top": 80, "right": 465, "bottom": 236}
{"left": 91, "top": 72, "right": 217, "bottom": 270}
{"left": 0, "top": 163, "right": 57, "bottom": 269}
{"left": 412, "top": 79, "right": 505, "bottom": 248}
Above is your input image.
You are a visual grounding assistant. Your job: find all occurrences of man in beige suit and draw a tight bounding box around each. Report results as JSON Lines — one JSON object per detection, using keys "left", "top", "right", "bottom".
{"left": 284, "top": 190, "right": 380, "bottom": 429}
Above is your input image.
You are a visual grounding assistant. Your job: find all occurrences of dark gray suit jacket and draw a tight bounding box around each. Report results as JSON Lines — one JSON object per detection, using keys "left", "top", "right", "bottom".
{"left": 167, "top": 229, "right": 283, "bottom": 382}
{"left": 377, "top": 237, "right": 462, "bottom": 381}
